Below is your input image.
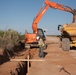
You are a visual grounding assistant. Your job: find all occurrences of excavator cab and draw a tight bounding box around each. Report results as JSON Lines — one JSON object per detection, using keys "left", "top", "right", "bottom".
{"left": 25, "top": 28, "right": 46, "bottom": 48}
{"left": 37, "top": 28, "right": 46, "bottom": 41}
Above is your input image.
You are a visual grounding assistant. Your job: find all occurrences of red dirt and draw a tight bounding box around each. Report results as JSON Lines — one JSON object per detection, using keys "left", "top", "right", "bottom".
{"left": 27, "top": 36, "right": 76, "bottom": 75}
{"left": 0, "top": 49, "right": 37, "bottom": 75}
{"left": 0, "top": 36, "right": 76, "bottom": 75}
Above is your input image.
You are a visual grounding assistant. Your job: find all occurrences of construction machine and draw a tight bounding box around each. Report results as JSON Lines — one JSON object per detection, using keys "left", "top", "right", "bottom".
{"left": 58, "top": 23, "right": 76, "bottom": 51}
{"left": 25, "top": 0, "right": 76, "bottom": 48}
{"left": 58, "top": 7, "right": 76, "bottom": 51}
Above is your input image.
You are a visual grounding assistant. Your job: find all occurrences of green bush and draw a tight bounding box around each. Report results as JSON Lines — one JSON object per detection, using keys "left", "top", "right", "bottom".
{"left": 0, "top": 29, "right": 20, "bottom": 49}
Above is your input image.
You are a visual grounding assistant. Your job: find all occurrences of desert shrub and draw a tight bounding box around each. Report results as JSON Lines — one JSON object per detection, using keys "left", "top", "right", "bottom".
{"left": 19, "top": 34, "right": 25, "bottom": 40}
{"left": 0, "top": 29, "right": 20, "bottom": 49}
{"left": 0, "top": 30, "right": 4, "bottom": 37}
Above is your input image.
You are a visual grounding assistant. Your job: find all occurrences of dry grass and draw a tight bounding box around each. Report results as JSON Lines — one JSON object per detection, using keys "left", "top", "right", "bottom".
{"left": 0, "top": 29, "right": 19, "bottom": 49}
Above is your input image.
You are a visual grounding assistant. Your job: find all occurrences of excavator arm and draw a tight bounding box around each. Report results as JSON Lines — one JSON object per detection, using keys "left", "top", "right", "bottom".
{"left": 32, "top": 4, "right": 49, "bottom": 34}
{"left": 32, "top": 0, "right": 76, "bottom": 34}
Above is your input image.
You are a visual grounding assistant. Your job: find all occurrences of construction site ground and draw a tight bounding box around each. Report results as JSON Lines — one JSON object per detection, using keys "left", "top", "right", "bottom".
{"left": 0, "top": 36, "right": 76, "bottom": 75}
{"left": 27, "top": 36, "right": 76, "bottom": 75}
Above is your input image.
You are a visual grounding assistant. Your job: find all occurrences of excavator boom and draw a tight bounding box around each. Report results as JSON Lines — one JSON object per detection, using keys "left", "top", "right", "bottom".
{"left": 32, "top": 0, "right": 76, "bottom": 34}
{"left": 32, "top": 5, "right": 49, "bottom": 34}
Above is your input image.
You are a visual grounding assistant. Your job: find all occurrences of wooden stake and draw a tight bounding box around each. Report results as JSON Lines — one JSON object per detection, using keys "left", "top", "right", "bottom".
{"left": 10, "top": 55, "right": 45, "bottom": 72}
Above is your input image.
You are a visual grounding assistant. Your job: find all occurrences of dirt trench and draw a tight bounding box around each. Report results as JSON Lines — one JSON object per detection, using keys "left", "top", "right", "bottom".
{"left": 0, "top": 45, "right": 38, "bottom": 75}
{"left": 1, "top": 36, "right": 76, "bottom": 75}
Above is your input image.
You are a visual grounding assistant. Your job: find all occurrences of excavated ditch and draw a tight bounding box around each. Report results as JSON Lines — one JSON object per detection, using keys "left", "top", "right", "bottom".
{"left": 10, "top": 61, "right": 28, "bottom": 75}
{"left": 0, "top": 46, "right": 37, "bottom": 75}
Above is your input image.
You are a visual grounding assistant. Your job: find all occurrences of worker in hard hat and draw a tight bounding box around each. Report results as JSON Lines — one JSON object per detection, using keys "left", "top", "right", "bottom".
{"left": 37, "top": 36, "right": 45, "bottom": 58}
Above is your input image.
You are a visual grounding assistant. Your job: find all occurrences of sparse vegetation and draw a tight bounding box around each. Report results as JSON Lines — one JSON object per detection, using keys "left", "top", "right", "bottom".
{"left": 0, "top": 29, "right": 24, "bottom": 49}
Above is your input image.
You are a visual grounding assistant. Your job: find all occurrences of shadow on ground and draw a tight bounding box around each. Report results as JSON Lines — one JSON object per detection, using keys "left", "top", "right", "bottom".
{"left": 70, "top": 47, "right": 76, "bottom": 50}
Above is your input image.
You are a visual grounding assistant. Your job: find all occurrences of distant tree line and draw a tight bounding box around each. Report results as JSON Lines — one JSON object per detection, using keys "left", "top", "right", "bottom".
{"left": 46, "top": 35, "right": 60, "bottom": 37}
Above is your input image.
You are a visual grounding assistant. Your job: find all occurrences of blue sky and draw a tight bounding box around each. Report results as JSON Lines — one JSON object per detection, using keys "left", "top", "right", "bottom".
{"left": 0, "top": 0, "right": 76, "bottom": 35}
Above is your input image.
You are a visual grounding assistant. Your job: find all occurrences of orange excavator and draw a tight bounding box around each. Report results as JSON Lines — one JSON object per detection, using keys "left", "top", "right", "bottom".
{"left": 25, "top": 0, "right": 76, "bottom": 48}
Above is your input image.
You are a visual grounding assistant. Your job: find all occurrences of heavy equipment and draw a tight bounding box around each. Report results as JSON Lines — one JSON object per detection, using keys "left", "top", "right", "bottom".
{"left": 58, "top": 11, "right": 76, "bottom": 51}
{"left": 58, "top": 23, "right": 76, "bottom": 51}
{"left": 25, "top": 0, "right": 76, "bottom": 48}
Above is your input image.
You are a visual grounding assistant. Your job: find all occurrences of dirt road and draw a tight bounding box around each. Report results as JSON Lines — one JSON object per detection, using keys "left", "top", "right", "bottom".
{"left": 27, "top": 36, "right": 76, "bottom": 75}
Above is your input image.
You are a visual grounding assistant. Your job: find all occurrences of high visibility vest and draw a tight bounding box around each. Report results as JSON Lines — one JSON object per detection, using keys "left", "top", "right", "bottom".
{"left": 40, "top": 43, "right": 45, "bottom": 47}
